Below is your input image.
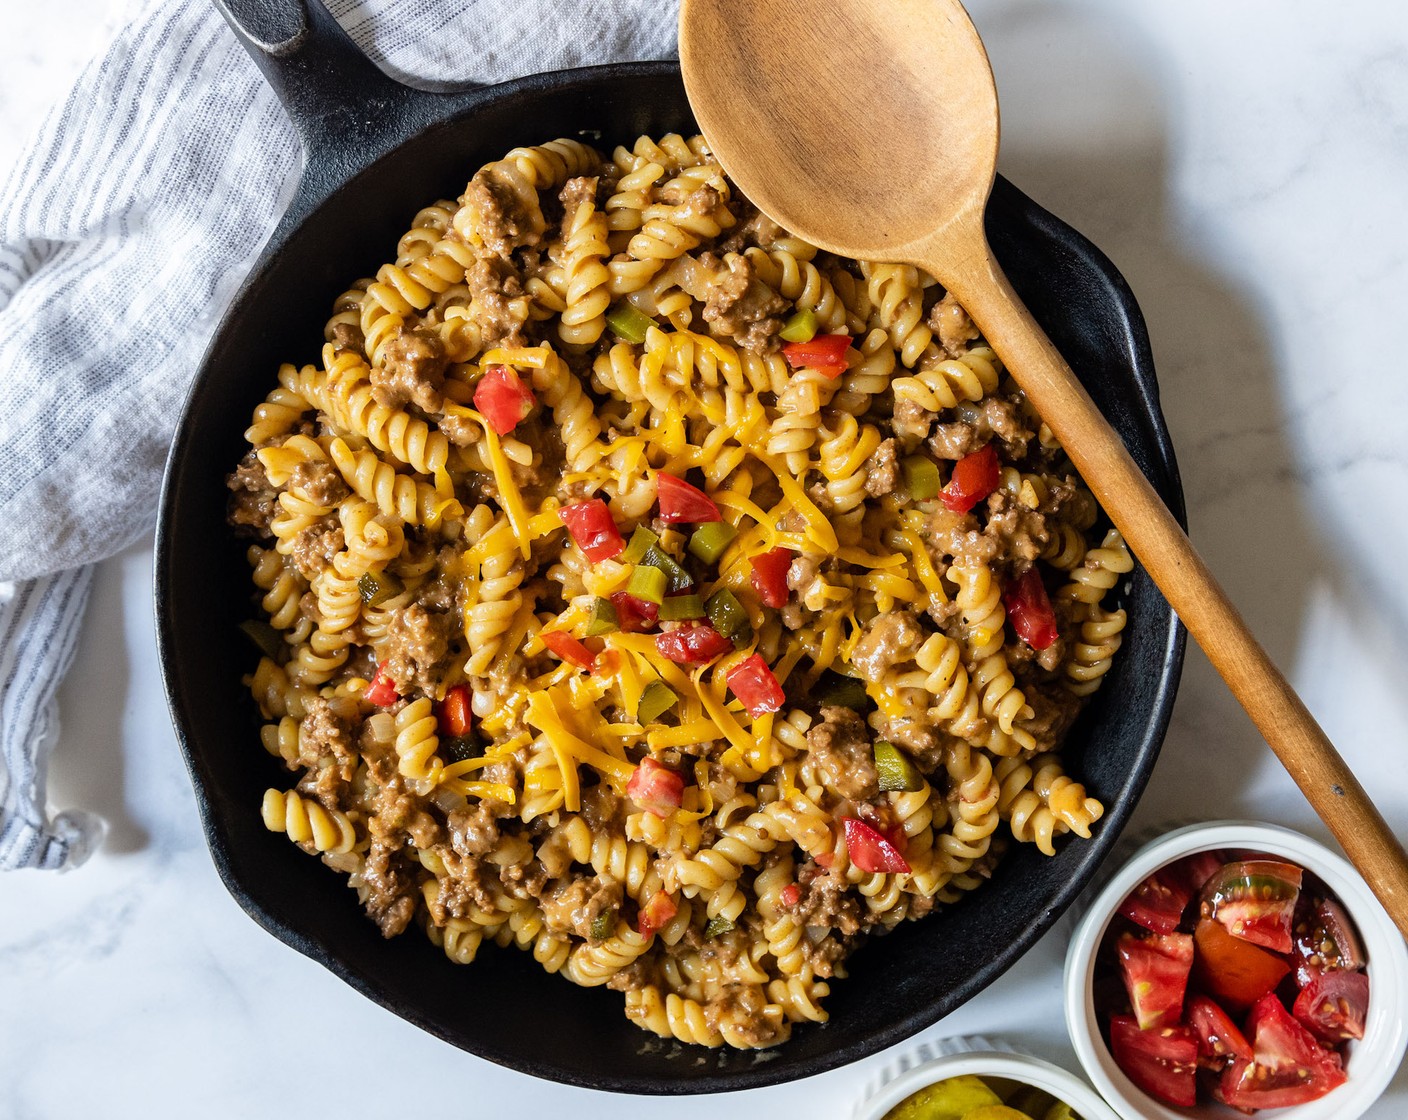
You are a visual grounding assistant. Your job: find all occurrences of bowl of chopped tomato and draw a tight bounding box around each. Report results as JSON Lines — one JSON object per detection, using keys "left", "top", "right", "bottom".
{"left": 1064, "top": 821, "right": 1408, "bottom": 1120}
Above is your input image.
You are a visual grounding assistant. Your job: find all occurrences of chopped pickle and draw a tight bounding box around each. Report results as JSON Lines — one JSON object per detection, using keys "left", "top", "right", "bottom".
{"left": 357, "top": 570, "right": 405, "bottom": 606}
{"left": 687, "top": 521, "right": 738, "bottom": 564}
{"left": 704, "top": 916, "right": 735, "bottom": 938}
{"left": 621, "top": 525, "right": 659, "bottom": 564}
{"left": 879, "top": 1075, "right": 1003, "bottom": 1120}
{"left": 637, "top": 680, "right": 678, "bottom": 724}
{"left": 901, "top": 455, "right": 941, "bottom": 501}
{"left": 589, "top": 910, "right": 617, "bottom": 940}
{"left": 641, "top": 544, "right": 692, "bottom": 593}
{"left": 704, "top": 588, "right": 751, "bottom": 642}
{"left": 659, "top": 593, "right": 705, "bottom": 621}
{"left": 1041, "top": 1104, "right": 1077, "bottom": 1120}
{"left": 813, "top": 670, "right": 868, "bottom": 711}
{"left": 438, "top": 736, "right": 481, "bottom": 765}
{"left": 586, "top": 597, "right": 619, "bottom": 636}
{"left": 626, "top": 564, "right": 668, "bottom": 605}
{"left": 238, "top": 619, "right": 283, "bottom": 659}
{"left": 605, "top": 302, "right": 659, "bottom": 344}
{"left": 778, "top": 308, "right": 819, "bottom": 343}
{"left": 873, "top": 740, "right": 923, "bottom": 792}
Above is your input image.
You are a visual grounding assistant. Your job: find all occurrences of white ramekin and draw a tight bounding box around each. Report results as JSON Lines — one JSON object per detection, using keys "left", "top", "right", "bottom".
{"left": 854, "top": 1035, "right": 1123, "bottom": 1120}
{"left": 1064, "top": 820, "right": 1408, "bottom": 1120}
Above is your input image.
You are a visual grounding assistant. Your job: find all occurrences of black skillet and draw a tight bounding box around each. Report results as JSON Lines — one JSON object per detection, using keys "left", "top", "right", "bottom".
{"left": 155, "top": 0, "right": 1186, "bottom": 1094}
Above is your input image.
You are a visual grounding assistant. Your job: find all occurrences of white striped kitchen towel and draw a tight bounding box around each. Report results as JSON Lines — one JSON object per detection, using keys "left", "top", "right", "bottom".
{"left": 0, "top": 0, "right": 678, "bottom": 870}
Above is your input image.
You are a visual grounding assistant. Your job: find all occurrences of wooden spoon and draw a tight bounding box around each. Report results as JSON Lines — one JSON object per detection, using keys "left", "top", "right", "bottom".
{"left": 680, "top": 0, "right": 1408, "bottom": 936}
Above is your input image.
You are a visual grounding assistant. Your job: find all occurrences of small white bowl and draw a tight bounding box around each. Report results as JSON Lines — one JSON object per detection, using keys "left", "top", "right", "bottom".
{"left": 1064, "top": 820, "right": 1408, "bottom": 1120}
{"left": 854, "top": 1035, "right": 1123, "bottom": 1120}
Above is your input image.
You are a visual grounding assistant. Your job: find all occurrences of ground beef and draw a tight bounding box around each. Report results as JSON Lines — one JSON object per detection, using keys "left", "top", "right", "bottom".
{"left": 287, "top": 518, "right": 344, "bottom": 581}
{"left": 929, "top": 396, "right": 1034, "bottom": 461}
{"left": 540, "top": 874, "right": 623, "bottom": 940}
{"left": 928, "top": 506, "right": 998, "bottom": 568}
{"left": 870, "top": 709, "right": 948, "bottom": 770}
{"left": 717, "top": 199, "right": 786, "bottom": 256}
{"left": 982, "top": 488, "right": 1049, "bottom": 566}
{"left": 892, "top": 394, "right": 934, "bottom": 445}
{"left": 460, "top": 164, "right": 546, "bottom": 259}
{"left": 330, "top": 320, "right": 364, "bottom": 355}
{"left": 226, "top": 452, "right": 278, "bottom": 537}
{"left": 372, "top": 329, "right": 447, "bottom": 413}
{"left": 928, "top": 291, "right": 979, "bottom": 356}
{"left": 447, "top": 802, "right": 502, "bottom": 859}
{"left": 297, "top": 696, "right": 356, "bottom": 769}
{"left": 289, "top": 459, "right": 349, "bottom": 508}
{"left": 700, "top": 250, "right": 787, "bottom": 352}
{"left": 805, "top": 706, "right": 879, "bottom": 801}
{"left": 558, "top": 175, "right": 598, "bottom": 216}
{"left": 464, "top": 258, "right": 529, "bottom": 348}
{"left": 380, "top": 604, "right": 454, "bottom": 696}
{"left": 864, "top": 437, "right": 900, "bottom": 498}
{"left": 850, "top": 611, "right": 923, "bottom": 682}
{"left": 793, "top": 865, "right": 864, "bottom": 938}
{"left": 707, "top": 983, "right": 787, "bottom": 1048}
{"left": 580, "top": 784, "right": 621, "bottom": 832}
{"left": 360, "top": 840, "right": 418, "bottom": 937}
{"left": 423, "top": 858, "right": 495, "bottom": 923}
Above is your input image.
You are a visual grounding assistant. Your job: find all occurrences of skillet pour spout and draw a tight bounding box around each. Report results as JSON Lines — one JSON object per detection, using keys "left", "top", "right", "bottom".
{"left": 157, "top": 0, "right": 1186, "bottom": 1093}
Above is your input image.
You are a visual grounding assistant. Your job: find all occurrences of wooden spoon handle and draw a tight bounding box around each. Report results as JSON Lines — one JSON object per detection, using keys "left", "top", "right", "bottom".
{"left": 927, "top": 226, "right": 1408, "bottom": 939}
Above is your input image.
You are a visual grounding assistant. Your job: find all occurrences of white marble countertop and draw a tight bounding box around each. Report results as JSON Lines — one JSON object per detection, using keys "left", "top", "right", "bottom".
{"left": 3, "top": 1, "right": 1407, "bottom": 1117}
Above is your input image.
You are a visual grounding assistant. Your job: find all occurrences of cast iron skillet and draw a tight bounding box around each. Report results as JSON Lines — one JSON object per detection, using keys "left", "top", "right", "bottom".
{"left": 156, "top": 0, "right": 1187, "bottom": 1094}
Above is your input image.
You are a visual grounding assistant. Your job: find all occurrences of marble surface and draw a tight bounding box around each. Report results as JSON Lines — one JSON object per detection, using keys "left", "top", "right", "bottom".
{"left": 3, "top": 0, "right": 1407, "bottom": 1116}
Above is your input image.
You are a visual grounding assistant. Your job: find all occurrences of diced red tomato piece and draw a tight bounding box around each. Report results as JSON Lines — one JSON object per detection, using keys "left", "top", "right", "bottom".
{"left": 637, "top": 889, "right": 679, "bottom": 937}
{"left": 540, "top": 629, "right": 596, "bottom": 670}
{"left": 1003, "top": 566, "right": 1059, "bottom": 651}
{"left": 1220, "top": 993, "right": 1347, "bottom": 1109}
{"left": 749, "top": 547, "right": 792, "bottom": 609}
{"left": 655, "top": 471, "right": 721, "bottom": 523}
{"left": 1187, "top": 994, "right": 1254, "bottom": 1066}
{"left": 610, "top": 591, "right": 659, "bottom": 633}
{"left": 780, "top": 333, "right": 852, "bottom": 378}
{"left": 780, "top": 883, "right": 801, "bottom": 908}
{"left": 558, "top": 499, "right": 625, "bottom": 562}
{"left": 1292, "top": 895, "right": 1367, "bottom": 986}
{"left": 626, "top": 757, "right": 684, "bottom": 818}
{"left": 940, "top": 444, "right": 1000, "bottom": 513}
{"left": 655, "top": 623, "right": 734, "bottom": 665}
{"left": 1118, "top": 931, "right": 1194, "bottom": 1030}
{"left": 1202, "top": 859, "right": 1302, "bottom": 952}
{"left": 437, "top": 684, "right": 472, "bottom": 738}
{"left": 1171, "top": 849, "right": 1231, "bottom": 897}
{"left": 363, "top": 661, "right": 400, "bottom": 707}
{"left": 473, "top": 364, "right": 535, "bottom": 434}
{"left": 726, "top": 654, "right": 786, "bottom": 717}
{"left": 1118, "top": 867, "right": 1193, "bottom": 935}
{"left": 813, "top": 850, "right": 834, "bottom": 870}
{"left": 842, "top": 817, "right": 911, "bottom": 874}
{"left": 1192, "top": 917, "right": 1291, "bottom": 1011}
{"left": 1293, "top": 969, "right": 1369, "bottom": 1044}
{"left": 1108, "top": 1016, "right": 1198, "bottom": 1108}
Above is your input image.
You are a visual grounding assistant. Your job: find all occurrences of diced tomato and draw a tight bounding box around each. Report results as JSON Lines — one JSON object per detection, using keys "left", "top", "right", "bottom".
{"left": 1292, "top": 895, "right": 1366, "bottom": 986}
{"left": 655, "top": 623, "right": 734, "bottom": 665}
{"left": 726, "top": 654, "right": 786, "bottom": 717}
{"left": 813, "top": 850, "right": 834, "bottom": 870}
{"left": 1001, "top": 566, "right": 1058, "bottom": 651}
{"left": 1118, "top": 931, "right": 1194, "bottom": 1030}
{"left": 750, "top": 547, "right": 792, "bottom": 609}
{"left": 558, "top": 499, "right": 625, "bottom": 562}
{"left": 939, "top": 444, "right": 1000, "bottom": 513}
{"left": 437, "top": 684, "right": 472, "bottom": 738}
{"left": 1108, "top": 1016, "right": 1198, "bottom": 1108}
{"left": 857, "top": 803, "right": 909, "bottom": 856}
{"left": 473, "top": 364, "right": 535, "bottom": 434}
{"left": 1293, "top": 969, "right": 1369, "bottom": 1044}
{"left": 540, "top": 630, "right": 596, "bottom": 670}
{"left": 637, "top": 889, "right": 679, "bottom": 937}
{"left": 610, "top": 591, "right": 659, "bottom": 633}
{"left": 1192, "top": 917, "right": 1291, "bottom": 1010}
{"left": 1171, "top": 849, "right": 1231, "bottom": 897}
{"left": 780, "top": 883, "right": 801, "bottom": 908}
{"left": 1187, "top": 994, "right": 1254, "bottom": 1066}
{"left": 842, "top": 817, "right": 911, "bottom": 874}
{"left": 363, "top": 661, "right": 400, "bottom": 707}
{"left": 1202, "top": 859, "right": 1302, "bottom": 952}
{"left": 1118, "top": 867, "right": 1194, "bottom": 935}
{"left": 655, "top": 471, "right": 721, "bottom": 523}
{"left": 780, "top": 333, "right": 852, "bottom": 378}
{"left": 626, "top": 757, "right": 684, "bottom": 818}
{"left": 1220, "top": 993, "right": 1347, "bottom": 1109}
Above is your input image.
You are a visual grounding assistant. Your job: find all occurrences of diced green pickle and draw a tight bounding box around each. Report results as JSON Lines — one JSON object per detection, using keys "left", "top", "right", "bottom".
{"left": 590, "top": 910, "right": 617, "bottom": 940}
{"left": 626, "top": 565, "right": 668, "bottom": 605}
{"left": 687, "top": 521, "right": 738, "bottom": 564}
{"left": 586, "top": 597, "right": 619, "bottom": 636}
{"left": 621, "top": 525, "right": 659, "bottom": 563}
{"left": 704, "top": 916, "right": 735, "bottom": 938}
{"left": 641, "top": 545, "right": 692, "bottom": 593}
{"left": 879, "top": 1074, "right": 1004, "bottom": 1120}
{"left": 873, "top": 740, "right": 923, "bottom": 792}
{"left": 438, "top": 736, "right": 482, "bottom": 765}
{"left": 637, "top": 680, "right": 678, "bottom": 724}
{"left": 357, "top": 570, "right": 405, "bottom": 606}
{"left": 704, "top": 588, "right": 751, "bottom": 642}
{"left": 659, "top": 593, "right": 705, "bottom": 621}
{"left": 814, "top": 671, "right": 868, "bottom": 711}
{"left": 605, "top": 303, "right": 659, "bottom": 343}
{"left": 778, "top": 308, "right": 819, "bottom": 344}
{"left": 238, "top": 619, "right": 283, "bottom": 659}
{"left": 901, "top": 455, "right": 941, "bottom": 501}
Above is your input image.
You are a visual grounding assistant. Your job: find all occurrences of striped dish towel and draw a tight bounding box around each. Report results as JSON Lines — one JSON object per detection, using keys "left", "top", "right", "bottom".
{"left": 0, "top": 0, "right": 677, "bottom": 870}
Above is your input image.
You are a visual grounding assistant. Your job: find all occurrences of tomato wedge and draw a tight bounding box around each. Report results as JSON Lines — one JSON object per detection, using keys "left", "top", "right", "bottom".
{"left": 610, "top": 590, "right": 659, "bottom": 633}
{"left": 726, "top": 654, "right": 786, "bottom": 717}
{"left": 1108, "top": 1016, "right": 1198, "bottom": 1108}
{"left": 363, "top": 661, "right": 400, "bottom": 707}
{"left": 1002, "top": 566, "right": 1058, "bottom": 651}
{"left": 1171, "top": 849, "right": 1230, "bottom": 896}
{"left": 1292, "top": 895, "right": 1366, "bottom": 985}
{"left": 750, "top": 547, "right": 792, "bottom": 609}
{"left": 637, "top": 889, "right": 679, "bottom": 936}
{"left": 436, "top": 683, "right": 472, "bottom": 738}
{"left": 626, "top": 757, "right": 684, "bottom": 818}
{"left": 1192, "top": 917, "right": 1291, "bottom": 1010}
{"left": 473, "top": 364, "right": 535, "bottom": 434}
{"left": 842, "top": 817, "right": 911, "bottom": 874}
{"left": 939, "top": 444, "right": 1000, "bottom": 513}
{"left": 1220, "top": 993, "right": 1346, "bottom": 1109}
{"left": 1187, "top": 994, "right": 1253, "bottom": 1066}
{"left": 780, "top": 333, "right": 852, "bottom": 378}
{"left": 655, "top": 622, "right": 733, "bottom": 665}
{"left": 1293, "top": 969, "right": 1369, "bottom": 1044}
{"left": 1202, "top": 859, "right": 1302, "bottom": 952}
{"left": 655, "top": 471, "right": 721, "bottom": 523}
{"left": 1118, "top": 931, "right": 1194, "bottom": 1030}
{"left": 558, "top": 499, "right": 625, "bottom": 562}
{"left": 1118, "top": 866, "right": 1193, "bottom": 935}
{"left": 540, "top": 629, "right": 596, "bottom": 670}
